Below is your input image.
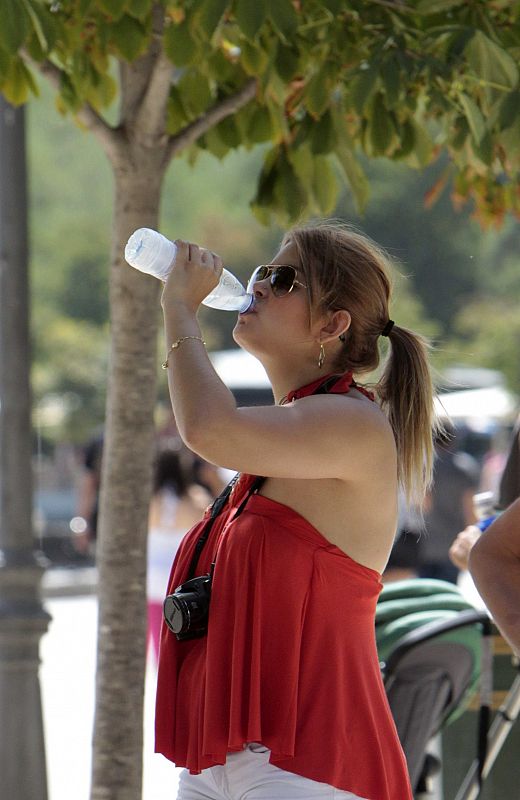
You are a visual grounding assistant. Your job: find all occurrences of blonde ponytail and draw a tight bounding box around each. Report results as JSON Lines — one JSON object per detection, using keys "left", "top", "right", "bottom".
{"left": 376, "top": 324, "right": 438, "bottom": 506}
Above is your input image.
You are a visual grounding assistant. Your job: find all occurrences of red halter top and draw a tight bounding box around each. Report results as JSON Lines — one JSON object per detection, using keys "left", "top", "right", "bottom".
{"left": 155, "top": 374, "right": 411, "bottom": 800}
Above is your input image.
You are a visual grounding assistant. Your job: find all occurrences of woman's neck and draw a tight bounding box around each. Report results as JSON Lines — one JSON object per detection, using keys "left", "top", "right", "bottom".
{"left": 264, "top": 363, "right": 334, "bottom": 406}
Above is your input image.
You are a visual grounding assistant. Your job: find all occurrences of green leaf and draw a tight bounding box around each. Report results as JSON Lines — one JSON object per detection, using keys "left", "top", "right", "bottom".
{"left": 449, "top": 116, "right": 469, "bottom": 151}
{"left": 265, "top": 65, "right": 287, "bottom": 104}
{"left": 58, "top": 71, "right": 83, "bottom": 113}
{"left": 310, "top": 110, "right": 337, "bottom": 155}
{"left": 393, "top": 118, "right": 416, "bottom": 159}
{"left": 267, "top": 0, "right": 298, "bottom": 40}
{"left": 406, "top": 120, "right": 433, "bottom": 168}
{"left": 240, "top": 39, "right": 270, "bottom": 75}
{"left": 0, "top": 0, "right": 31, "bottom": 54}
{"left": 126, "top": 0, "right": 150, "bottom": 20}
{"left": 312, "top": 156, "right": 338, "bottom": 214}
{"left": 235, "top": 0, "right": 267, "bottom": 41}
{"left": 97, "top": 0, "right": 127, "bottom": 20}
{"left": 20, "top": 0, "right": 52, "bottom": 54}
{"left": 498, "top": 90, "right": 520, "bottom": 131}
{"left": 177, "top": 70, "right": 212, "bottom": 117}
{"left": 348, "top": 64, "right": 378, "bottom": 115}
{"left": 465, "top": 31, "right": 519, "bottom": 91}
{"left": 287, "top": 144, "right": 313, "bottom": 187}
{"left": 166, "top": 87, "right": 188, "bottom": 134}
{"left": 200, "top": 125, "right": 231, "bottom": 159}
{"left": 305, "top": 69, "right": 331, "bottom": 119}
{"left": 416, "top": 0, "right": 466, "bottom": 12}
{"left": 109, "top": 15, "right": 148, "bottom": 61}
{"left": 275, "top": 44, "right": 299, "bottom": 82}
{"left": 0, "top": 47, "right": 11, "bottom": 79}
{"left": 267, "top": 101, "right": 289, "bottom": 142}
{"left": 472, "top": 131, "right": 493, "bottom": 166}
{"left": 246, "top": 104, "right": 274, "bottom": 143}
{"left": 380, "top": 58, "right": 400, "bottom": 109}
{"left": 2, "top": 57, "right": 36, "bottom": 105}
{"left": 368, "top": 92, "right": 394, "bottom": 156}
{"left": 320, "top": 0, "right": 344, "bottom": 12}
{"left": 193, "top": 0, "right": 228, "bottom": 39}
{"left": 458, "top": 92, "right": 485, "bottom": 144}
{"left": 164, "top": 20, "right": 198, "bottom": 66}
{"left": 71, "top": 50, "right": 95, "bottom": 95}
{"left": 334, "top": 145, "right": 369, "bottom": 214}
{"left": 24, "top": 0, "right": 58, "bottom": 59}
{"left": 214, "top": 115, "right": 242, "bottom": 148}
{"left": 25, "top": 28, "right": 46, "bottom": 61}
{"left": 86, "top": 71, "right": 117, "bottom": 111}
{"left": 205, "top": 49, "right": 237, "bottom": 81}
{"left": 500, "top": 114, "right": 520, "bottom": 156}
{"left": 251, "top": 146, "right": 279, "bottom": 212}
{"left": 292, "top": 112, "right": 314, "bottom": 148}
{"left": 274, "top": 149, "right": 307, "bottom": 221}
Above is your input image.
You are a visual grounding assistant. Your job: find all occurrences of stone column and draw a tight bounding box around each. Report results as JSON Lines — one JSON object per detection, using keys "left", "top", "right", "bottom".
{"left": 0, "top": 97, "right": 51, "bottom": 800}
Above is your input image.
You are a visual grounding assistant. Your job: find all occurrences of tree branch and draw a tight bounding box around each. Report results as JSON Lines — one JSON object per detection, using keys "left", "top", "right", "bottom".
{"left": 134, "top": 50, "right": 175, "bottom": 146}
{"left": 165, "top": 78, "right": 257, "bottom": 164}
{"left": 28, "top": 56, "right": 122, "bottom": 163}
{"left": 120, "top": 2, "right": 172, "bottom": 143}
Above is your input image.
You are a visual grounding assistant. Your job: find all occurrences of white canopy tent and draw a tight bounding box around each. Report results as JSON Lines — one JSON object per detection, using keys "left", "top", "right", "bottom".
{"left": 435, "top": 386, "right": 518, "bottom": 432}
{"left": 211, "top": 349, "right": 519, "bottom": 430}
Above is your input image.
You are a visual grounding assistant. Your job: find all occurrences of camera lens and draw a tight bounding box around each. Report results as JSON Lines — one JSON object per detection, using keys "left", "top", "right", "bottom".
{"left": 163, "top": 594, "right": 188, "bottom": 635}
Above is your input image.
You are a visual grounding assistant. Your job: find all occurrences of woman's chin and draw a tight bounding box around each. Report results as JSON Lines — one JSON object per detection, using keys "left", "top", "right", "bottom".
{"left": 233, "top": 324, "right": 252, "bottom": 349}
{"left": 233, "top": 324, "right": 264, "bottom": 358}
{"left": 233, "top": 316, "right": 252, "bottom": 344}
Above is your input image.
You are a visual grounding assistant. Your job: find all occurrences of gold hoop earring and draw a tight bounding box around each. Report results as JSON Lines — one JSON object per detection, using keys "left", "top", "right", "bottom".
{"left": 318, "top": 343, "right": 325, "bottom": 369}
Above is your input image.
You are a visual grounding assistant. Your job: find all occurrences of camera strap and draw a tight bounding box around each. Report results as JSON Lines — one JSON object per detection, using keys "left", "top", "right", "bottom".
{"left": 186, "top": 474, "right": 265, "bottom": 580}
{"left": 184, "top": 372, "right": 359, "bottom": 580}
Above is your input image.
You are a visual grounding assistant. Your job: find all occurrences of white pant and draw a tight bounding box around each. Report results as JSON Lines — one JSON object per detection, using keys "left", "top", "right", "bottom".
{"left": 177, "top": 744, "right": 368, "bottom": 800}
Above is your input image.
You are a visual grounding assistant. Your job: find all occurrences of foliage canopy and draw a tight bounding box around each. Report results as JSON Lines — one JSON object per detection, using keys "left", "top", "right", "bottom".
{"left": 2, "top": 0, "right": 520, "bottom": 226}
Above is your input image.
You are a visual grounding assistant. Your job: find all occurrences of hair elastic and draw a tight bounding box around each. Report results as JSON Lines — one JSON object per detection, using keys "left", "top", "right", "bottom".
{"left": 381, "top": 319, "right": 395, "bottom": 337}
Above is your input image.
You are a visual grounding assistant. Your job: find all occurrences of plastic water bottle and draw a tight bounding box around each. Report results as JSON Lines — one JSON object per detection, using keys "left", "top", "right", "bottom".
{"left": 124, "top": 228, "right": 253, "bottom": 312}
{"left": 473, "top": 492, "right": 499, "bottom": 533}
{"left": 476, "top": 515, "right": 497, "bottom": 532}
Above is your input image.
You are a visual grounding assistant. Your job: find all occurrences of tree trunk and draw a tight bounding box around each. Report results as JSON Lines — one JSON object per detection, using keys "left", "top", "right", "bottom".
{"left": 90, "top": 159, "right": 165, "bottom": 800}
{"left": 87, "top": 21, "right": 256, "bottom": 794}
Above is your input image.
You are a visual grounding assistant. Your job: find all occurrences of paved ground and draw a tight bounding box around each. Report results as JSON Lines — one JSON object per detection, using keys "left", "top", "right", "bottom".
{"left": 40, "top": 592, "right": 182, "bottom": 800}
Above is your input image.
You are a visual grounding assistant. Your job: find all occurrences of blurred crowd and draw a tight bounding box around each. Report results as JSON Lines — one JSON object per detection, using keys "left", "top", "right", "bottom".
{"left": 71, "top": 410, "right": 232, "bottom": 658}
{"left": 384, "top": 415, "right": 520, "bottom": 586}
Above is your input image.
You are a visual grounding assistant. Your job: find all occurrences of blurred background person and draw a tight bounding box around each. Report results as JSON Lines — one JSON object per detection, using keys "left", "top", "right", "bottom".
{"left": 451, "top": 414, "right": 520, "bottom": 573}
{"left": 192, "top": 457, "right": 231, "bottom": 498}
{"left": 419, "top": 422, "right": 480, "bottom": 583}
{"left": 383, "top": 491, "right": 422, "bottom": 583}
{"left": 72, "top": 430, "right": 104, "bottom": 555}
{"left": 147, "top": 443, "right": 211, "bottom": 661}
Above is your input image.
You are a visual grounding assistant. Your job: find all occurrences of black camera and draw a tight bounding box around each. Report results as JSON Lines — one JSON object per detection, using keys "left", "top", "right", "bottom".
{"left": 163, "top": 574, "right": 212, "bottom": 641}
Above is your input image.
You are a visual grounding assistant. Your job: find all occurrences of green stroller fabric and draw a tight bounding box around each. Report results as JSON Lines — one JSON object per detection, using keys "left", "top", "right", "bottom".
{"left": 376, "top": 579, "right": 483, "bottom": 723}
{"left": 375, "top": 579, "right": 489, "bottom": 792}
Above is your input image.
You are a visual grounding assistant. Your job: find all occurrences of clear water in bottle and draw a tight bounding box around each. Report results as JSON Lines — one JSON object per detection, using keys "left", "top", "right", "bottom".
{"left": 124, "top": 228, "right": 252, "bottom": 313}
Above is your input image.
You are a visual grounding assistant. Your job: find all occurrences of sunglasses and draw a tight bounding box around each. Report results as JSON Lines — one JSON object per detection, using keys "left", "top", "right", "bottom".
{"left": 246, "top": 265, "right": 308, "bottom": 297}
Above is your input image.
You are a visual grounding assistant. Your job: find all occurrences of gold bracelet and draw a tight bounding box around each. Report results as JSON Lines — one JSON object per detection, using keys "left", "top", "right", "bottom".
{"left": 161, "top": 336, "right": 206, "bottom": 369}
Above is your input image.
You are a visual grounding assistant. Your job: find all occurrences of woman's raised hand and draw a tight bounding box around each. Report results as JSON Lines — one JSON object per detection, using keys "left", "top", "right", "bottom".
{"left": 161, "top": 240, "right": 223, "bottom": 312}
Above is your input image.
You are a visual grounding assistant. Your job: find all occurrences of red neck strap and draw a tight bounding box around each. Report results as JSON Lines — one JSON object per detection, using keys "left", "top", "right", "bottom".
{"left": 285, "top": 372, "right": 374, "bottom": 403}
